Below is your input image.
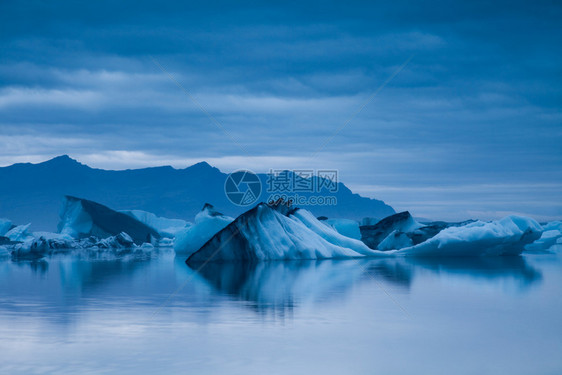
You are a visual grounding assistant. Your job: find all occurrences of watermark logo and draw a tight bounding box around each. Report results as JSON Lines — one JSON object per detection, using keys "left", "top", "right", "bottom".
{"left": 225, "top": 169, "right": 339, "bottom": 207}
{"left": 266, "top": 169, "right": 338, "bottom": 194}
{"left": 266, "top": 169, "right": 338, "bottom": 206}
{"left": 224, "top": 170, "right": 262, "bottom": 206}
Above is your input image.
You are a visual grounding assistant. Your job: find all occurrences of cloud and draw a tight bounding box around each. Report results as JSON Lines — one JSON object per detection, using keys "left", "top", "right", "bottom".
{"left": 0, "top": 87, "right": 102, "bottom": 109}
{"left": 0, "top": 0, "right": 561, "bottom": 220}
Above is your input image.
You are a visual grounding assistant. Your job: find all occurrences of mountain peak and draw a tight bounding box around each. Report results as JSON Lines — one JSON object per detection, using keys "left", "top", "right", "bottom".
{"left": 192, "top": 161, "right": 212, "bottom": 168}
{"left": 185, "top": 161, "right": 218, "bottom": 173}
{"left": 43, "top": 154, "right": 82, "bottom": 166}
{"left": 32, "top": 155, "right": 90, "bottom": 172}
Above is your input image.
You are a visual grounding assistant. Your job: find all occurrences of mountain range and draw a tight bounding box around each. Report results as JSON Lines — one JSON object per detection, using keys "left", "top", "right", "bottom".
{"left": 0, "top": 155, "right": 395, "bottom": 231}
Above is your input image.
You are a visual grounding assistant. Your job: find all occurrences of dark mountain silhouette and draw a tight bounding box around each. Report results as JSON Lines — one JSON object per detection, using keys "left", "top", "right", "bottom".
{"left": 0, "top": 155, "right": 395, "bottom": 231}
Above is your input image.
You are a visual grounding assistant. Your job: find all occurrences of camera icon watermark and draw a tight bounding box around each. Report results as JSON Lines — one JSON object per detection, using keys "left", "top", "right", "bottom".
{"left": 224, "top": 170, "right": 262, "bottom": 206}
{"left": 225, "top": 169, "right": 339, "bottom": 207}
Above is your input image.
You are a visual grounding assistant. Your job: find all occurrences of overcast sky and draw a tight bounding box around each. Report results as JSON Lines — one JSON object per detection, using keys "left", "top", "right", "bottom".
{"left": 1, "top": 0, "right": 561, "bottom": 221}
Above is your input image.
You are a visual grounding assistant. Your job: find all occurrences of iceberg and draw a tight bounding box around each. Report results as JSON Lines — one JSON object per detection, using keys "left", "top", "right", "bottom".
{"left": 0, "top": 218, "right": 13, "bottom": 236}
{"left": 0, "top": 209, "right": 161, "bottom": 260}
{"left": 360, "top": 211, "right": 422, "bottom": 249}
{"left": 58, "top": 196, "right": 160, "bottom": 245}
{"left": 0, "top": 228, "right": 76, "bottom": 259}
{"left": 10, "top": 232, "right": 76, "bottom": 259}
{"left": 186, "top": 202, "right": 544, "bottom": 263}
{"left": 94, "top": 232, "right": 136, "bottom": 249}
{"left": 174, "top": 204, "right": 234, "bottom": 256}
{"left": 361, "top": 214, "right": 479, "bottom": 251}
{"left": 0, "top": 200, "right": 177, "bottom": 261}
{"left": 542, "top": 220, "right": 562, "bottom": 232}
{"left": 5, "top": 223, "right": 34, "bottom": 242}
{"left": 30, "top": 231, "right": 76, "bottom": 248}
{"left": 321, "top": 218, "right": 361, "bottom": 240}
{"left": 397, "top": 216, "right": 542, "bottom": 256}
{"left": 377, "top": 230, "right": 414, "bottom": 250}
{"left": 9, "top": 231, "right": 152, "bottom": 260}
{"left": 186, "top": 201, "right": 379, "bottom": 263}
{"left": 120, "top": 210, "right": 189, "bottom": 238}
{"left": 404, "top": 220, "right": 476, "bottom": 246}
{"left": 525, "top": 221, "right": 562, "bottom": 252}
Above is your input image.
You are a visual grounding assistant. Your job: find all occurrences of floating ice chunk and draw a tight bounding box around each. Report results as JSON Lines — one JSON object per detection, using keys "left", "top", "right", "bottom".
{"left": 542, "top": 221, "right": 562, "bottom": 232}
{"left": 95, "top": 232, "right": 135, "bottom": 249}
{"left": 174, "top": 204, "right": 234, "bottom": 256}
{"left": 378, "top": 230, "right": 413, "bottom": 250}
{"left": 360, "top": 211, "right": 422, "bottom": 249}
{"left": 120, "top": 210, "right": 189, "bottom": 238}
{"left": 396, "top": 215, "right": 543, "bottom": 256}
{"left": 58, "top": 196, "right": 160, "bottom": 245}
{"left": 5, "top": 223, "right": 34, "bottom": 242}
{"left": 322, "top": 218, "right": 361, "bottom": 240}
{"left": 2, "top": 227, "right": 156, "bottom": 260}
{"left": 525, "top": 226, "right": 562, "bottom": 253}
{"left": 6, "top": 231, "right": 74, "bottom": 259}
{"left": 524, "top": 221, "right": 562, "bottom": 253}
{"left": 32, "top": 231, "right": 74, "bottom": 241}
{"left": 0, "top": 218, "right": 13, "bottom": 236}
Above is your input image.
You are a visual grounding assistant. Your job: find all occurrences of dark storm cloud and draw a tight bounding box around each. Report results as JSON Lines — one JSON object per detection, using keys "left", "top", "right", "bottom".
{"left": 0, "top": 0, "right": 561, "bottom": 220}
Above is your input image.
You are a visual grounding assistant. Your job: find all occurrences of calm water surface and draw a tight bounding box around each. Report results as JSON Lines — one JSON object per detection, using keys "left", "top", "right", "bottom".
{"left": 0, "top": 250, "right": 561, "bottom": 374}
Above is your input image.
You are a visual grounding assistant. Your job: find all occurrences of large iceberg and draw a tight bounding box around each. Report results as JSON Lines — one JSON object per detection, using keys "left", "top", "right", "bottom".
{"left": 174, "top": 204, "right": 233, "bottom": 256}
{"left": 58, "top": 196, "right": 160, "bottom": 245}
{"left": 120, "top": 210, "right": 189, "bottom": 238}
{"left": 187, "top": 201, "right": 381, "bottom": 263}
{"left": 186, "top": 202, "right": 544, "bottom": 263}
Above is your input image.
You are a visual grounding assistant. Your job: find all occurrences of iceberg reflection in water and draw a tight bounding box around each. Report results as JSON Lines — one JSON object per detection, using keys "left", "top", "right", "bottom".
{"left": 190, "top": 256, "right": 542, "bottom": 313}
{"left": 0, "top": 253, "right": 545, "bottom": 320}
{"left": 0, "top": 251, "right": 560, "bottom": 374}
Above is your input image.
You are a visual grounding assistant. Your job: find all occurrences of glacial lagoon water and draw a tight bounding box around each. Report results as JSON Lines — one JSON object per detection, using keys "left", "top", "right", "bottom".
{"left": 0, "top": 250, "right": 561, "bottom": 374}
